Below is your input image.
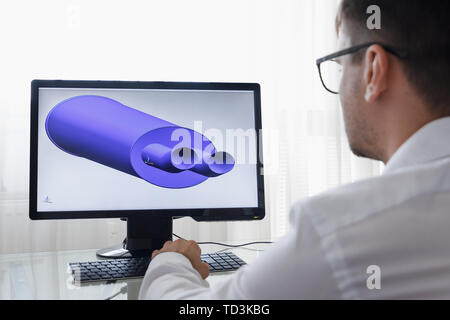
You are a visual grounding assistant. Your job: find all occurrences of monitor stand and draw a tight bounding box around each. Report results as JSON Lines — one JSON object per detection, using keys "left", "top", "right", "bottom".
{"left": 96, "top": 216, "right": 173, "bottom": 259}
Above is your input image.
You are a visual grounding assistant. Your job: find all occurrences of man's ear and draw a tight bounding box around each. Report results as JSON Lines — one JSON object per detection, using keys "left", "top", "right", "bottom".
{"left": 363, "top": 44, "right": 389, "bottom": 102}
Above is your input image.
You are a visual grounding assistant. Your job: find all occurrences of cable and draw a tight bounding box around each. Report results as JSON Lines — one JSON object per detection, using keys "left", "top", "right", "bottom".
{"left": 172, "top": 233, "right": 273, "bottom": 248}
{"left": 104, "top": 285, "right": 128, "bottom": 300}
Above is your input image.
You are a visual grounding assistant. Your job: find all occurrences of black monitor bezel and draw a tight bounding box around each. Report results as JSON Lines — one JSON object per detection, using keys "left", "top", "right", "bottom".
{"left": 29, "top": 79, "right": 265, "bottom": 221}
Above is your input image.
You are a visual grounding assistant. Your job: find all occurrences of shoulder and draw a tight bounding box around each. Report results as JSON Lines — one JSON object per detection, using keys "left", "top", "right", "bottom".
{"left": 289, "top": 158, "right": 450, "bottom": 238}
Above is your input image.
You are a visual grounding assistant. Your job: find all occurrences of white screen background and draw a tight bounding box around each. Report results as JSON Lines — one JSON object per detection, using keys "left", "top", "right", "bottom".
{"left": 37, "top": 87, "right": 258, "bottom": 212}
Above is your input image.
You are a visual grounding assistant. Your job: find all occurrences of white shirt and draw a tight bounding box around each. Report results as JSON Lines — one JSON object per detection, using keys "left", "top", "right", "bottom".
{"left": 139, "top": 117, "right": 450, "bottom": 300}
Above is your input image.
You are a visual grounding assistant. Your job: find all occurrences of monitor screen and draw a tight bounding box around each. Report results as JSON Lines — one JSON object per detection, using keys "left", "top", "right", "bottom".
{"left": 33, "top": 83, "right": 260, "bottom": 215}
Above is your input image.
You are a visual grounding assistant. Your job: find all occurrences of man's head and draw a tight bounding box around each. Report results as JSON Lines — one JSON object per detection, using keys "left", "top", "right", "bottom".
{"left": 335, "top": 0, "right": 450, "bottom": 162}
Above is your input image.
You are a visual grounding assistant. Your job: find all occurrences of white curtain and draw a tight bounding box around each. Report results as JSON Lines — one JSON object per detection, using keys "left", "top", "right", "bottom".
{"left": 0, "top": 0, "right": 382, "bottom": 254}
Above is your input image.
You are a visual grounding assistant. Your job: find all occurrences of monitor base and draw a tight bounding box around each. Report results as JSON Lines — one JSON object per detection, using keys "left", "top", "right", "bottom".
{"left": 96, "top": 242, "right": 154, "bottom": 258}
{"left": 96, "top": 216, "right": 173, "bottom": 259}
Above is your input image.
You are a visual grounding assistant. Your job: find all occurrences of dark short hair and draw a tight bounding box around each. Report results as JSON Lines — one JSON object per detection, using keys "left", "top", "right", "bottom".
{"left": 338, "top": 0, "right": 450, "bottom": 115}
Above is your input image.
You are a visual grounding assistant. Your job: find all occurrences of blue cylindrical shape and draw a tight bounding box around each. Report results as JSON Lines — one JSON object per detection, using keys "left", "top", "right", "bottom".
{"left": 45, "top": 95, "right": 235, "bottom": 188}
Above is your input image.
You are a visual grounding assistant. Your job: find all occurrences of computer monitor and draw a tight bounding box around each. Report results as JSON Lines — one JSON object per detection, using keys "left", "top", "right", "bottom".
{"left": 30, "top": 80, "right": 265, "bottom": 258}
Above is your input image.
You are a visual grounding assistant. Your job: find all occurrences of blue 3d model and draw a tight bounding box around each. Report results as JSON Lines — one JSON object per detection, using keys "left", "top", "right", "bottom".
{"left": 45, "top": 95, "right": 235, "bottom": 188}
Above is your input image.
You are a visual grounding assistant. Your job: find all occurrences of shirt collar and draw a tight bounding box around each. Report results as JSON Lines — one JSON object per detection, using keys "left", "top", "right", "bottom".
{"left": 383, "top": 117, "right": 450, "bottom": 175}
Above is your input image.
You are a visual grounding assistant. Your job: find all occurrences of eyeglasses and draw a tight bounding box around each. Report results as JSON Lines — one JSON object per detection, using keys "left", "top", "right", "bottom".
{"left": 316, "top": 42, "right": 408, "bottom": 94}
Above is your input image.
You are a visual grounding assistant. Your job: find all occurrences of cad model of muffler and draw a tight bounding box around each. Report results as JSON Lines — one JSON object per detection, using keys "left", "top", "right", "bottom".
{"left": 45, "top": 95, "right": 235, "bottom": 188}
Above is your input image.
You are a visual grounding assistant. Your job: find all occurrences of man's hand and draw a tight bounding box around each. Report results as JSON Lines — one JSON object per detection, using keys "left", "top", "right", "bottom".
{"left": 152, "top": 239, "right": 210, "bottom": 279}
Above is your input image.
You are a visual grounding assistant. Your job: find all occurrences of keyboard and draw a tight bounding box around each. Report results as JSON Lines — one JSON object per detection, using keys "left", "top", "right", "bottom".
{"left": 70, "top": 252, "right": 246, "bottom": 283}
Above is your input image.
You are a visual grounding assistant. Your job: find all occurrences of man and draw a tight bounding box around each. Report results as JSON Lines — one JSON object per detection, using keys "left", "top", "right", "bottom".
{"left": 139, "top": 0, "right": 450, "bottom": 299}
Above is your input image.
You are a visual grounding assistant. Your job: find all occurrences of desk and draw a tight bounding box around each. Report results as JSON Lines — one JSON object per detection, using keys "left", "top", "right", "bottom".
{"left": 0, "top": 243, "right": 271, "bottom": 300}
